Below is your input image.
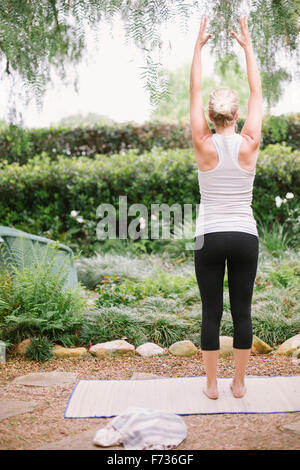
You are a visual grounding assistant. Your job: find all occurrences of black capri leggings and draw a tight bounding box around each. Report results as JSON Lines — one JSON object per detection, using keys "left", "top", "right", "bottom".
{"left": 194, "top": 231, "right": 259, "bottom": 350}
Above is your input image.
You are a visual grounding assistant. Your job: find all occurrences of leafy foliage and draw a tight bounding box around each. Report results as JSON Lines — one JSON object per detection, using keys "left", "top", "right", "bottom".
{"left": 0, "top": 1, "right": 299, "bottom": 118}
{"left": 0, "top": 137, "right": 299, "bottom": 255}
{"left": 96, "top": 275, "right": 145, "bottom": 307}
{"left": 0, "top": 113, "right": 299, "bottom": 165}
{"left": 25, "top": 336, "right": 53, "bottom": 362}
{"left": 150, "top": 56, "right": 251, "bottom": 122}
{"left": 80, "top": 305, "right": 192, "bottom": 348}
{"left": 0, "top": 240, "right": 87, "bottom": 346}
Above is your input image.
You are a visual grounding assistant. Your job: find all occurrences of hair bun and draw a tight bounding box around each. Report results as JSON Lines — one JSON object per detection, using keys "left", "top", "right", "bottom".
{"left": 216, "top": 102, "right": 230, "bottom": 114}
{"left": 208, "top": 87, "right": 238, "bottom": 125}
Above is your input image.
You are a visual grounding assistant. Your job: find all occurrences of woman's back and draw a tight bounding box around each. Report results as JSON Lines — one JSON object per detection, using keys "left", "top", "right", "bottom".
{"left": 195, "top": 132, "right": 258, "bottom": 238}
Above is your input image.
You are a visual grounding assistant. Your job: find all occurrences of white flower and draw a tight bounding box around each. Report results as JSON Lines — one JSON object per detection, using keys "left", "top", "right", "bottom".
{"left": 286, "top": 192, "right": 294, "bottom": 199}
{"left": 275, "top": 196, "right": 283, "bottom": 208}
{"left": 76, "top": 216, "right": 84, "bottom": 223}
{"left": 70, "top": 210, "right": 79, "bottom": 217}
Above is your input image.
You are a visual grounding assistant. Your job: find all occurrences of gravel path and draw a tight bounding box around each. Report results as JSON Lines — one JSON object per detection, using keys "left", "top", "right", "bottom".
{"left": 0, "top": 352, "right": 299, "bottom": 450}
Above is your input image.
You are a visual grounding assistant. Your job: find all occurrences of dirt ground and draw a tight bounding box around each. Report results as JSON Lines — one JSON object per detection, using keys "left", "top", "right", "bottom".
{"left": 0, "top": 352, "right": 299, "bottom": 450}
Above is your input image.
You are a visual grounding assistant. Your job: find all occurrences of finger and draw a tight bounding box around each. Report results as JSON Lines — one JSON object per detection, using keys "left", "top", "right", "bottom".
{"left": 240, "top": 17, "right": 245, "bottom": 33}
{"left": 203, "top": 34, "right": 212, "bottom": 45}
{"left": 231, "top": 31, "right": 241, "bottom": 45}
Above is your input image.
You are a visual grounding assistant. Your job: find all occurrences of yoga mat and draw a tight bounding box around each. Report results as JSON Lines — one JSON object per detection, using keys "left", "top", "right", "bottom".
{"left": 64, "top": 375, "right": 300, "bottom": 418}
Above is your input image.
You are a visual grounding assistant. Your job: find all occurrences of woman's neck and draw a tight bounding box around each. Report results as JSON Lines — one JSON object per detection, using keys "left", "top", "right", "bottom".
{"left": 214, "top": 126, "right": 236, "bottom": 136}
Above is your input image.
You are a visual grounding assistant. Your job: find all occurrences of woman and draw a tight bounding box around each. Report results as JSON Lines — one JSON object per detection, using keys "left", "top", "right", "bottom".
{"left": 190, "top": 16, "right": 262, "bottom": 399}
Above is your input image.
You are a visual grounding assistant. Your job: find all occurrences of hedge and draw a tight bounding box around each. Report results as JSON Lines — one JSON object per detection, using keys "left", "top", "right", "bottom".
{"left": 0, "top": 112, "right": 299, "bottom": 165}
{"left": 0, "top": 141, "right": 299, "bottom": 254}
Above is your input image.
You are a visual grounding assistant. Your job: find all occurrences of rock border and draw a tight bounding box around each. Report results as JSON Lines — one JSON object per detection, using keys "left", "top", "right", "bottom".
{"left": 12, "top": 334, "right": 300, "bottom": 360}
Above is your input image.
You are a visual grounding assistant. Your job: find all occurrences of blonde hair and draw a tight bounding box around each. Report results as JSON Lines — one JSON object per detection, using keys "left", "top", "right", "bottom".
{"left": 208, "top": 88, "right": 238, "bottom": 128}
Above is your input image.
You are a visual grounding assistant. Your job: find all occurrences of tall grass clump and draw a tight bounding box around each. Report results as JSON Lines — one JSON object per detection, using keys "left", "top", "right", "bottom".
{"left": 258, "top": 220, "right": 295, "bottom": 257}
{"left": 76, "top": 252, "right": 155, "bottom": 290}
{"left": 80, "top": 306, "right": 193, "bottom": 348}
{"left": 220, "top": 309, "right": 300, "bottom": 348}
{"left": 25, "top": 336, "right": 53, "bottom": 362}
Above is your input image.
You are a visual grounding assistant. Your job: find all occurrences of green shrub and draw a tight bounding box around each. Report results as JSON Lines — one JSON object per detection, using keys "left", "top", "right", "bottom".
{"left": 0, "top": 113, "right": 299, "bottom": 165}
{"left": 266, "top": 262, "right": 300, "bottom": 288}
{"left": 80, "top": 302, "right": 300, "bottom": 350}
{"left": 0, "top": 242, "right": 87, "bottom": 346}
{"left": 80, "top": 306, "right": 193, "bottom": 348}
{"left": 96, "top": 276, "right": 146, "bottom": 307}
{"left": 25, "top": 336, "right": 53, "bottom": 362}
{"left": 216, "top": 310, "right": 300, "bottom": 348}
{"left": 0, "top": 142, "right": 299, "bottom": 255}
{"left": 258, "top": 221, "right": 296, "bottom": 256}
{"left": 76, "top": 252, "right": 154, "bottom": 289}
{"left": 261, "top": 113, "right": 300, "bottom": 149}
{"left": 138, "top": 270, "right": 196, "bottom": 298}
{"left": 94, "top": 270, "right": 196, "bottom": 308}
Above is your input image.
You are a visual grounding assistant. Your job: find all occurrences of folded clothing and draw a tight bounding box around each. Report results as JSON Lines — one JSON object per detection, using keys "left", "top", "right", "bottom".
{"left": 93, "top": 407, "right": 187, "bottom": 450}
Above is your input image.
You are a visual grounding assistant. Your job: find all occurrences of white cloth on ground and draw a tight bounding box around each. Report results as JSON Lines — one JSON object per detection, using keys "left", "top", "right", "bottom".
{"left": 93, "top": 407, "right": 187, "bottom": 450}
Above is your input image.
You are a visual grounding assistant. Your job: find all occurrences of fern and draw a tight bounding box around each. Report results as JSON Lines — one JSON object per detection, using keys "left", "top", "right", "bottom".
{"left": 0, "top": 238, "right": 87, "bottom": 346}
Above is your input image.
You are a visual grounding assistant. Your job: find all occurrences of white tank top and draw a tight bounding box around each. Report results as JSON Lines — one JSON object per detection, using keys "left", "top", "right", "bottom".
{"left": 195, "top": 132, "right": 259, "bottom": 238}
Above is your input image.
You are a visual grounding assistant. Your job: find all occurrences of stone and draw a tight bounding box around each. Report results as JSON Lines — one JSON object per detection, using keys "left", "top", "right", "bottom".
{"left": 219, "top": 336, "right": 233, "bottom": 358}
{"left": 89, "top": 340, "right": 135, "bottom": 358}
{"left": 279, "top": 420, "right": 300, "bottom": 436}
{"left": 0, "top": 399, "right": 39, "bottom": 421}
{"left": 168, "top": 340, "right": 197, "bottom": 357}
{"left": 135, "top": 342, "right": 166, "bottom": 357}
{"left": 15, "top": 339, "right": 31, "bottom": 355}
{"left": 276, "top": 334, "right": 300, "bottom": 356}
{"left": 251, "top": 335, "right": 273, "bottom": 354}
{"left": 291, "top": 347, "right": 300, "bottom": 365}
{"left": 292, "top": 348, "right": 300, "bottom": 359}
{"left": 12, "top": 371, "right": 77, "bottom": 387}
{"left": 130, "top": 372, "right": 161, "bottom": 380}
{"left": 36, "top": 428, "right": 122, "bottom": 450}
{"left": 52, "top": 345, "right": 88, "bottom": 358}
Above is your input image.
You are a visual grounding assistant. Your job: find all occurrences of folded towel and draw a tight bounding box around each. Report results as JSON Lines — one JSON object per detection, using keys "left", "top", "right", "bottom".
{"left": 93, "top": 407, "right": 187, "bottom": 450}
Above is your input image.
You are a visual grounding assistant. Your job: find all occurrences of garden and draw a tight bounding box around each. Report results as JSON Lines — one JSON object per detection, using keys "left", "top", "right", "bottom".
{"left": 0, "top": 0, "right": 299, "bottom": 452}
{"left": 0, "top": 115, "right": 300, "bottom": 450}
{"left": 0, "top": 114, "right": 299, "bottom": 359}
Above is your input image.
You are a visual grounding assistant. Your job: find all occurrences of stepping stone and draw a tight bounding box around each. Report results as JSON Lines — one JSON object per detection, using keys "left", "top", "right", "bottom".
{"left": 130, "top": 372, "right": 161, "bottom": 380}
{"left": 36, "top": 428, "right": 123, "bottom": 450}
{"left": 0, "top": 399, "right": 39, "bottom": 421}
{"left": 12, "top": 371, "right": 77, "bottom": 387}
{"left": 279, "top": 420, "right": 300, "bottom": 435}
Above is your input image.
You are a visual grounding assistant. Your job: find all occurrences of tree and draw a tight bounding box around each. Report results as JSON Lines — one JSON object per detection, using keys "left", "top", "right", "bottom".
{"left": 150, "top": 55, "right": 251, "bottom": 122}
{"left": 0, "top": 0, "right": 299, "bottom": 122}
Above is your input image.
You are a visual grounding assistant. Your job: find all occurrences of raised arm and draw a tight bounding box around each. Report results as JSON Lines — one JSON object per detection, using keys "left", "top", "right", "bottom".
{"left": 232, "top": 16, "right": 263, "bottom": 148}
{"left": 190, "top": 16, "right": 212, "bottom": 143}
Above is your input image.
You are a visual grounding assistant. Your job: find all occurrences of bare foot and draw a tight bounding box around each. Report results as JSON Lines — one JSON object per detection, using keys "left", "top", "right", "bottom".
{"left": 230, "top": 381, "right": 246, "bottom": 398}
{"left": 203, "top": 385, "right": 219, "bottom": 400}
